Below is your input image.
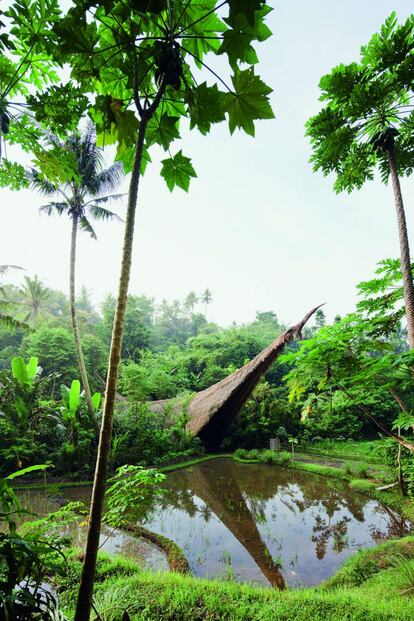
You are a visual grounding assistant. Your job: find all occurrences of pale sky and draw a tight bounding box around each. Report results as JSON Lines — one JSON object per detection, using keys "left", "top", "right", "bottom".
{"left": 1, "top": 1, "right": 414, "bottom": 326}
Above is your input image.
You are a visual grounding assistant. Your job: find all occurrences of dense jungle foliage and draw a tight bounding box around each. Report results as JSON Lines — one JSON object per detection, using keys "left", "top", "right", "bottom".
{"left": 1, "top": 260, "right": 412, "bottom": 480}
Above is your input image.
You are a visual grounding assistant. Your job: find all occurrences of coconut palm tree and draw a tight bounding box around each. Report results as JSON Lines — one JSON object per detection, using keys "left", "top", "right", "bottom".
{"left": 0, "top": 265, "right": 26, "bottom": 330}
{"left": 200, "top": 288, "right": 213, "bottom": 317}
{"left": 184, "top": 291, "right": 198, "bottom": 316}
{"left": 29, "top": 122, "right": 124, "bottom": 428}
{"left": 19, "top": 275, "right": 51, "bottom": 324}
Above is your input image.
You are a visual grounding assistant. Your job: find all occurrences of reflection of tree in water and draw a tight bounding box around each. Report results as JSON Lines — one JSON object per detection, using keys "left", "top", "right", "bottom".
{"left": 143, "top": 459, "right": 409, "bottom": 583}
{"left": 150, "top": 486, "right": 199, "bottom": 520}
{"left": 311, "top": 515, "right": 351, "bottom": 559}
{"left": 369, "top": 504, "right": 411, "bottom": 543}
{"left": 152, "top": 460, "right": 286, "bottom": 588}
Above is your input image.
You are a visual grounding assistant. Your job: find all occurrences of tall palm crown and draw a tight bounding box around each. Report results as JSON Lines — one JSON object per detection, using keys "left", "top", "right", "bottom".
{"left": 0, "top": 264, "right": 26, "bottom": 330}
{"left": 19, "top": 275, "right": 50, "bottom": 323}
{"left": 29, "top": 122, "right": 124, "bottom": 236}
{"left": 29, "top": 122, "right": 124, "bottom": 427}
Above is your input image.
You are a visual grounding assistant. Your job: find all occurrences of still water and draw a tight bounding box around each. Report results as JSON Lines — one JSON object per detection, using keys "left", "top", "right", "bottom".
{"left": 20, "top": 458, "right": 411, "bottom": 587}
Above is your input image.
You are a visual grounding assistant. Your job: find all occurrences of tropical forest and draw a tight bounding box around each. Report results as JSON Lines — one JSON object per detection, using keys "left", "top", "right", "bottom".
{"left": 2, "top": 1, "right": 414, "bottom": 620}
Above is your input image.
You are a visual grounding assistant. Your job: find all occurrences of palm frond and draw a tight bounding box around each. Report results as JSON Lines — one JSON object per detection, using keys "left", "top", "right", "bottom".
{"left": 91, "top": 161, "right": 124, "bottom": 194}
{"left": 79, "top": 216, "right": 97, "bottom": 240}
{"left": 87, "top": 205, "right": 123, "bottom": 222}
{"left": 39, "top": 201, "right": 68, "bottom": 217}
{"left": 78, "top": 121, "right": 104, "bottom": 187}
{"left": 0, "top": 299, "right": 18, "bottom": 312}
{"left": 0, "top": 264, "right": 23, "bottom": 277}
{"left": 0, "top": 313, "right": 30, "bottom": 331}
{"left": 85, "top": 193, "right": 126, "bottom": 206}
{"left": 27, "top": 168, "right": 58, "bottom": 196}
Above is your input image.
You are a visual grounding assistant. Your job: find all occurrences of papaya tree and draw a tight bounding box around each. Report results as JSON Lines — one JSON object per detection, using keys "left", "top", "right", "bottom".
{"left": 306, "top": 12, "right": 414, "bottom": 347}
{"left": 0, "top": 0, "right": 89, "bottom": 188}
{"left": 46, "top": 1, "right": 275, "bottom": 617}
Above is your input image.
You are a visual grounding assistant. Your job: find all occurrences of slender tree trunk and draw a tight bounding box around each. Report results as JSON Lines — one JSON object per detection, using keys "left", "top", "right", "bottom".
{"left": 396, "top": 427, "right": 407, "bottom": 496}
{"left": 387, "top": 146, "right": 414, "bottom": 349}
{"left": 69, "top": 216, "right": 98, "bottom": 436}
{"left": 74, "top": 117, "right": 149, "bottom": 621}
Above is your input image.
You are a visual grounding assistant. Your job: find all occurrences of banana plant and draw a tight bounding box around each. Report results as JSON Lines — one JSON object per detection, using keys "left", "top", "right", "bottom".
{"left": 0, "top": 357, "right": 40, "bottom": 430}
{"left": 59, "top": 380, "right": 101, "bottom": 446}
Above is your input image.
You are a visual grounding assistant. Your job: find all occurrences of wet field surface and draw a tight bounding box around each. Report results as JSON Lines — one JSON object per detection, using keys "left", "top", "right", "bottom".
{"left": 20, "top": 458, "right": 411, "bottom": 587}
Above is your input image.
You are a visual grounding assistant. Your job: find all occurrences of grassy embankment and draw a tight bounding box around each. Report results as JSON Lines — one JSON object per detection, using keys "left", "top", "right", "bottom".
{"left": 232, "top": 440, "right": 414, "bottom": 519}
{"left": 52, "top": 440, "right": 414, "bottom": 619}
{"left": 57, "top": 536, "right": 414, "bottom": 621}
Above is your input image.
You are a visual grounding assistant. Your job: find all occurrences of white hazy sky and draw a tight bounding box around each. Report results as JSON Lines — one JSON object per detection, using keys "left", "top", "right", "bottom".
{"left": 1, "top": 1, "right": 414, "bottom": 326}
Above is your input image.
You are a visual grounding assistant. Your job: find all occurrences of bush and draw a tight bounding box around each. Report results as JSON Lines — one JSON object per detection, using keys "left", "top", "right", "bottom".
{"left": 112, "top": 403, "right": 202, "bottom": 468}
{"left": 343, "top": 462, "right": 353, "bottom": 476}
{"left": 356, "top": 463, "right": 369, "bottom": 479}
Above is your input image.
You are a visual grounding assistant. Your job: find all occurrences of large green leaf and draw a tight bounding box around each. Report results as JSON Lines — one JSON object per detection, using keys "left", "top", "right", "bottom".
{"left": 92, "top": 392, "right": 101, "bottom": 412}
{"left": 26, "top": 357, "right": 38, "bottom": 381}
{"left": 11, "top": 357, "right": 28, "bottom": 385}
{"left": 187, "top": 82, "right": 227, "bottom": 135}
{"left": 146, "top": 113, "right": 180, "bottom": 151}
{"left": 69, "top": 379, "right": 81, "bottom": 414}
{"left": 6, "top": 464, "right": 49, "bottom": 480}
{"left": 161, "top": 150, "right": 197, "bottom": 192}
{"left": 225, "top": 67, "right": 274, "bottom": 136}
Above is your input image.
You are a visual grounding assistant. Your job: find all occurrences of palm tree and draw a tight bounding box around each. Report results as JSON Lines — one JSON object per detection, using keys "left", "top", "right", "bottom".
{"left": 184, "top": 291, "right": 198, "bottom": 316}
{"left": 19, "top": 275, "right": 51, "bottom": 324}
{"left": 0, "top": 265, "right": 27, "bottom": 330}
{"left": 200, "top": 288, "right": 212, "bottom": 317}
{"left": 29, "top": 123, "right": 124, "bottom": 428}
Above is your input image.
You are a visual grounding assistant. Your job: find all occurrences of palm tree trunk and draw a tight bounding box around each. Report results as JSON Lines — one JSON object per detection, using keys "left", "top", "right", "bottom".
{"left": 387, "top": 146, "right": 414, "bottom": 349}
{"left": 74, "top": 117, "right": 149, "bottom": 621}
{"left": 69, "top": 216, "right": 98, "bottom": 435}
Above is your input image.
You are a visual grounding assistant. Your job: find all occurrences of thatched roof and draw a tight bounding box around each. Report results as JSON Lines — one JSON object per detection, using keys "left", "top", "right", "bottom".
{"left": 148, "top": 306, "right": 321, "bottom": 449}
{"left": 187, "top": 306, "right": 320, "bottom": 448}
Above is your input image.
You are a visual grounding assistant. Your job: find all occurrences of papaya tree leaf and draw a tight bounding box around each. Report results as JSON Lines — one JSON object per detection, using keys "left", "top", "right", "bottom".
{"left": 161, "top": 150, "right": 197, "bottom": 192}
{"left": 225, "top": 67, "right": 274, "bottom": 136}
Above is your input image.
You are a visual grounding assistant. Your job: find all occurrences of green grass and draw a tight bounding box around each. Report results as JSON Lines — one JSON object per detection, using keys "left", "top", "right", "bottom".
{"left": 288, "top": 460, "right": 350, "bottom": 481}
{"left": 325, "top": 536, "right": 414, "bottom": 588}
{"left": 158, "top": 453, "right": 231, "bottom": 473}
{"left": 303, "top": 440, "right": 383, "bottom": 464}
{"left": 56, "top": 543, "right": 414, "bottom": 621}
{"left": 122, "top": 523, "right": 189, "bottom": 573}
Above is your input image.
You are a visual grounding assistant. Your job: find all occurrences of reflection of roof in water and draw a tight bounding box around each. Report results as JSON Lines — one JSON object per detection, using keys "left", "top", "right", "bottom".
{"left": 149, "top": 307, "right": 321, "bottom": 449}
{"left": 180, "top": 459, "right": 286, "bottom": 589}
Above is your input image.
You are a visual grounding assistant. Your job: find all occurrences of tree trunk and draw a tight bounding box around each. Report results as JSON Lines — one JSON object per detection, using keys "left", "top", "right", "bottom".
{"left": 69, "top": 216, "right": 98, "bottom": 436}
{"left": 397, "top": 427, "right": 407, "bottom": 496}
{"left": 387, "top": 146, "right": 414, "bottom": 349}
{"left": 74, "top": 117, "right": 149, "bottom": 621}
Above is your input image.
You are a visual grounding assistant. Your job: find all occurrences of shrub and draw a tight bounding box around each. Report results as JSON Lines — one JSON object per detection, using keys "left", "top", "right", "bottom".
{"left": 262, "top": 449, "right": 277, "bottom": 464}
{"left": 279, "top": 451, "right": 291, "bottom": 466}
{"left": 356, "top": 463, "right": 369, "bottom": 479}
{"left": 343, "top": 462, "right": 353, "bottom": 476}
{"left": 233, "top": 448, "right": 248, "bottom": 460}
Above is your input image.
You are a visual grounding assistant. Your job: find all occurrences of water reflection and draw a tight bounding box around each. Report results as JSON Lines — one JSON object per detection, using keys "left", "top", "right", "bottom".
{"left": 145, "top": 459, "right": 411, "bottom": 586}
{"left": 18, "top": 459, "right": 411, "bottom": 588}
{"left": 16, "top": 488, "right": 168, "bottom": 573}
